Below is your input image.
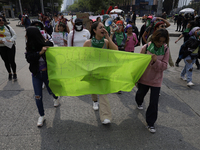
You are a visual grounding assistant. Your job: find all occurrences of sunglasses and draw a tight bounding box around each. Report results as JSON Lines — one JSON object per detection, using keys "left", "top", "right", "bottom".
{"left": 0, "top": 19, "right": 3, "bottom": 22}
{"left": 117, "top": 24, "right": 123, "bottom": 26}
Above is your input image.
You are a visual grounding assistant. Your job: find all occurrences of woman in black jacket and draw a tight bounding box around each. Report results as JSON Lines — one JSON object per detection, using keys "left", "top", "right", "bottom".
{"left": 25, "top": 26, "right": 59, "bottom": 127}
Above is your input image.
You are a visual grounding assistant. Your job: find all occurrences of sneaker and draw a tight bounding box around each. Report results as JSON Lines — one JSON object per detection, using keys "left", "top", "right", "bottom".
{"left": 187, "top": 82, "right": 194, "bottom": 87}
{"left": 93, "top": 101, "right": 99, "bottom": 110}
{"left": 137, "top": 105, "right": 143, "bottom": 110}
{"left": 13, "top": 74, "right": 17, "bottom": 81}
{"left": 42, "top": 83, "right": 45, "bottom": 89}
{"left": 175, "top": 63, "right": 179, "bottom": 67}
{"left": 8, "top": 74, "right": 12, "bottom": 80}
{"left": 180, "top": 76, "right": 187, "bottom": 81}
{"left": 102, "top": 119, "right": 111, "bottom": 124}
{"left": 147, "top": 126, "right": 156, "bottom": 133}
{"left": 53, "top": 97, "right": 60, "bottom": 107}
{"left": 117, "top": 91, "right": 122, "bottom": 94}
{"left": 37, "top": 116, "right": 45, "bottom": 127}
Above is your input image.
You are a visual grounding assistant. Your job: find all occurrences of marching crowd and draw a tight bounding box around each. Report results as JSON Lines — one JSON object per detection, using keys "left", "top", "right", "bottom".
{"left": 0, "top": 11, "right": 200, "bottom": 134}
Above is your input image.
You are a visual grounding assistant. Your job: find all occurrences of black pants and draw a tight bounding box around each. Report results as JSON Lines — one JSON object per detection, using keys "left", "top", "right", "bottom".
{"left": 0, "top": 45, "right": 17, "bottom": 73}
{"left": 176, "top": 23, "right": 181, "bottom": 31}
{"left": 135, "top": 83, "right": 160, "bottom": 126}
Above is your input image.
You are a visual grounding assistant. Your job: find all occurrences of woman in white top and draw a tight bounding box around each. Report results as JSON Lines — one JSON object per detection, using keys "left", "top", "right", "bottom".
{"left": 68, "top": 19, "right": 90, "bottom": 47}
{"left": 0, "top": 15, "right": 17, "bottom": 81}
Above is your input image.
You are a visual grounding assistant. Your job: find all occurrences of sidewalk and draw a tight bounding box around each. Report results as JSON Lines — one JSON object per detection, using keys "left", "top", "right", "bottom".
{"left": 0, "top": 19, "right": 200, "bottom": 150}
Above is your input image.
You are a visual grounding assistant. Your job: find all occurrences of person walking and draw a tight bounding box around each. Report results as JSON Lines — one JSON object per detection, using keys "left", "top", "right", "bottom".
{"left": 135, "top": 29, "right": 169, "bottom": 133}
{"left": 0, "top": 15, "right": 17, "bottom": 81}
{"left": 83, "top": 21, "right": 118, "bottom": 124}
{"left": 124, "top": 24, "right": 138, "bottom": 52}
{"left": 25, "top": 26, "right": 60, "bottom": 127}
{"left": 180, "top": 27, "right": 200, "bottom": 86}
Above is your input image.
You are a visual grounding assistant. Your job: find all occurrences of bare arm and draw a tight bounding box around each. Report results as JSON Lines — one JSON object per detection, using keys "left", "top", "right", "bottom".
{"left": 55, "top": 24, "right": 59, "bottom": 32}
{"left": 103, "top": 28, "right": 118, "bottom": 50}
{"left": 175, "top": 34, "right": 183, "bottom": 43}
{"left": 142, "top": 31, "right": 148, "bottom": 44}
{"left": 157, "top": 17, "right": 171, "bottom": 27}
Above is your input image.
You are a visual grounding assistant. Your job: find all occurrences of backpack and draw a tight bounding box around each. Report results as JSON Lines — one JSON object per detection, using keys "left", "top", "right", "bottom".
{"left": 180, "top": 37, "right": 200, "bottom": 59}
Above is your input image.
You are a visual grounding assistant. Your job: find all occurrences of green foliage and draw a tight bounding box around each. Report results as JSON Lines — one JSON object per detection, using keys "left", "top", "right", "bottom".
{"left": 66, "top": 0, "right": 123, "bottom": 13}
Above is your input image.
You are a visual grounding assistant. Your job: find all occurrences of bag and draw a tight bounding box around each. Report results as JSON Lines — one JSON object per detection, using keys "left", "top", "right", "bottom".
{"left": 180, "top": 37, "right": 200, "bottom": 59}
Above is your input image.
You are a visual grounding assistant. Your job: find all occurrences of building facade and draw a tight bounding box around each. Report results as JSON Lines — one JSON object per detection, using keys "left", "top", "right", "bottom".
{"left": 120, "top": 0, "right": 158, "bottom": 16}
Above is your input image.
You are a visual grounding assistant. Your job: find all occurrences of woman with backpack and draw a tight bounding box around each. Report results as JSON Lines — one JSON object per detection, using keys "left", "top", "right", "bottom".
{"left": 180, "top": 27, "right": 200, "bottom": 86}
{"left": 0, "top": 15, "right": 17, "bottom": 81}
{"left": 135, "top": 29, "right": 169, "bottom": 133}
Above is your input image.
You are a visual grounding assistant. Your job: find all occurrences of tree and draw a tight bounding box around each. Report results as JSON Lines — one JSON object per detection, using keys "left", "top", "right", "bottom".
{"left": 163, "top": 0, "right": 179, "bottom": 14}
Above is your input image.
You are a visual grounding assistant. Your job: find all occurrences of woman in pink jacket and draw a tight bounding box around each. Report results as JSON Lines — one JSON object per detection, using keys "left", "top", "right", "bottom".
{"left": 135, "top": 29, "right": 169, "bottom": 133}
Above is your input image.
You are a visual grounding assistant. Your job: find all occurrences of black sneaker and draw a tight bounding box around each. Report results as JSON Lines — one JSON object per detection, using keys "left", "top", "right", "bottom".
{"left": 117, "top": 91, "right": 122, "bottom": 94}
{"left": 13, "top": 74, "right": 17, "bottom": 81}
{"left": 8, "top": 74, "right": 12, "bottom": 80}
{"left": 175, "top": 63, "right": 179, "bottom": 67}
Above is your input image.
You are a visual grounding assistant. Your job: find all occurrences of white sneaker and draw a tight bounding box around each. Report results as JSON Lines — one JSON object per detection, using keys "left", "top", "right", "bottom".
{"left": 42, "top": 83, "right": 45, "bottom": 89}
{"left": 180, "top": 76, "right": 187, "bottom": 81}
{"left": 187, "top": 82, "right": 194, "bottom": 87}
{"left": 93, "top": 101, "right": 99, "bottom": 110}
{"left": 137, "top": 105, "right": 143, "bottom": 110}
{"left": 37, "top": 116, "right": 45, "bottom": 127}
{"left": 53, "top": 97, "right": 60, "bottom": 107}
{"left": 102, "top": 119, "right": 111, "bottom": 124}
{"left": 147, "top": 126, "right": 156, "bottom": 133}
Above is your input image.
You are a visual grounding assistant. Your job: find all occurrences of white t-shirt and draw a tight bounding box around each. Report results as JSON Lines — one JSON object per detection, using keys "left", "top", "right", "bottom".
{"left": 68, "top": 29, "right": 90, "bottom": 47}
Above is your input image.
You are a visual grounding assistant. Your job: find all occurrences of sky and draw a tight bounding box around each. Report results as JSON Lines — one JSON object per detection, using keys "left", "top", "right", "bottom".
{"left": 61, "top": 0, "right": 192, "bottom": 11}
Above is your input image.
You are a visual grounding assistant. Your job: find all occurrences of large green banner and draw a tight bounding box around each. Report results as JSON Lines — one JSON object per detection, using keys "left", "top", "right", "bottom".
{"left": 46, "top": 47, "right": 151, "bottom": 96}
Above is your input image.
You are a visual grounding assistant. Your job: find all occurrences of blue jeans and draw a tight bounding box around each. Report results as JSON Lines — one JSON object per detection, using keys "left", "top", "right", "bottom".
{"left": 181, "top": 55, "right": 196, "bottom": 83}
{"left": 32, "top": 70, "right": 58, "bottom": 116}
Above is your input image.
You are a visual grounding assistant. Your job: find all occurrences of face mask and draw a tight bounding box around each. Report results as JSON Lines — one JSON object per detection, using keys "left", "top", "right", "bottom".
{"left": 75, "top": 25, "right": 83, "bottom": 31}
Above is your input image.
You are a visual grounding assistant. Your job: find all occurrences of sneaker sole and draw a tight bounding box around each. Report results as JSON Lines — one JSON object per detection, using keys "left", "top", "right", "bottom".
{"left": 93, "top": 107, "right": 99, "bottom": 111}
{"left": 37, "top": 119, "right": 45, "bottom": 127}
{"left": 54, "top": 103, "right": 60, "bottom": 107}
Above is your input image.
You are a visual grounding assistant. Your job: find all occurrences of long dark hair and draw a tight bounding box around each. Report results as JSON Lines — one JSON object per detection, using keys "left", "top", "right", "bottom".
{"left": 152, "top": 29, "right": 169, "bottom": 44}
{"left": 90, "top": 21, "right": 100, "bottom": 39}
{"left": 26, "top": 26, "right": 47, "bottom": 52}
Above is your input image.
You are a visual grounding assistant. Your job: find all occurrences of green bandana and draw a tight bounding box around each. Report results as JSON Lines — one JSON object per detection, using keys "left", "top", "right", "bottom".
{"left": 146, "top": 20, "right": 151, "bottom": 27}
{"left": 0, "top": 25, "right": 4, "bottom": 30}
{"left": 91, "top": 37, "right": 105, "bottom": 48}
{"left": 183, "top": 28, "right": 190, "bottom": 33}
{"left": 147, "top": 42, "right": 165, "bottom": 55}
{"left": 115, "top": 32, "right": 124, "bottom": 46}
{"left": 36, "top": 26, "right": 41, "bottom": 30}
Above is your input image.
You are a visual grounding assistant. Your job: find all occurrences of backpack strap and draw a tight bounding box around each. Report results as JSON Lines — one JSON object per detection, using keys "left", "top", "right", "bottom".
{"left": 5, "top": 25, "right": 16, "bottom": 45}
{"left": 145, "top": 43, "right": 149, "bottom": 54}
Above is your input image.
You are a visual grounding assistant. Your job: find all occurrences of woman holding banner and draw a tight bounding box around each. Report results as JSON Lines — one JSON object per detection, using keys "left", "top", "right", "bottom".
{"left": 83, "top": 21, "right": 118, "bottom": 124}
{"left": 25, "top": 27, "right": 60, "bottom": 127}
{"left": 135, "top": 29, "right": 169, "bottom": 133}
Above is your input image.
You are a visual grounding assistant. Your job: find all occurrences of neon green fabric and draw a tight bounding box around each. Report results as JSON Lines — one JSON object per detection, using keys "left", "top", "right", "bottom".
{"left": 46, "top": 47, "right": 151, "bottom": 96}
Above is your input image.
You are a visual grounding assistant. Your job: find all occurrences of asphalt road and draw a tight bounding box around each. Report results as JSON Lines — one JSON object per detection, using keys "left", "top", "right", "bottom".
{"left": 0, "top": 18, "right": 200, "bottom": 150}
